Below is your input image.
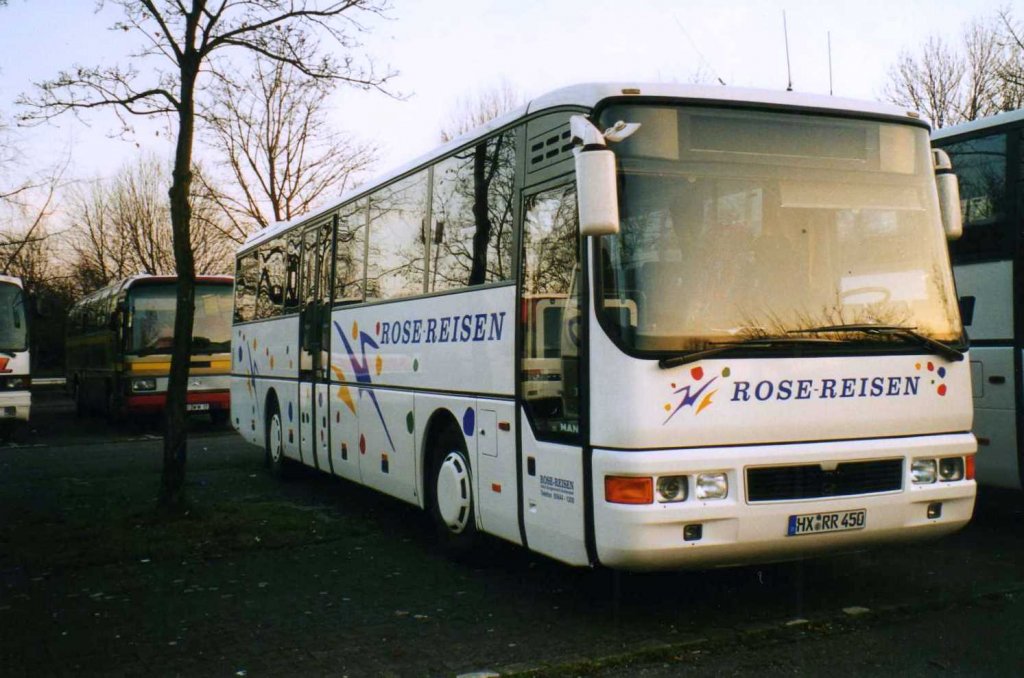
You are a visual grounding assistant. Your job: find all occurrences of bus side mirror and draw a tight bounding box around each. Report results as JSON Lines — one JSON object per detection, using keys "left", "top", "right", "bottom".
{"left": 933, "top": 149, "right": 963, "bottom": 241}
{"left": 571, "top": 115, "right": 620, "bottom": 237}
{"left": 575, "top": 148, "right": 620, "bottom": 237}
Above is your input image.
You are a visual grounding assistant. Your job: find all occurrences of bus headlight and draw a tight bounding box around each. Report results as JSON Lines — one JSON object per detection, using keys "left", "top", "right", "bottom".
{"left": 656, "top": 475, "right": 688, "bottom": 503}
{"left": 695, "top": 472, "right": 728, "bottom": 500}
{"left": 132, "top": 378, "right": 157, "bottom": 392}
{"left": 911, "top": 459, "right": 937, "bottom": 484}
{"left": 5, "top": 376, "right": 29, "bottom": 390}
{"left": 938, "top": 457, "right": 964, "bottom": 481}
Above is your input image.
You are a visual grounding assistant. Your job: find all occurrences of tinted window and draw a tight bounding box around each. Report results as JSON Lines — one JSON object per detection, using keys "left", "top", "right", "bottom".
{"left": 429, "top": 130, "right": 517, "bottom": 291}
{"left": 234, "top": 253, "right": 258, "bottom": 322}
{"left": 941, "top": 132, "right": 1010, "bottom": 259}
{"left": 335, "top": 199, "right": 366, "bottom": 304}
{"left": 521, "top": 184, "right": 580, "bottom": 442}
{"left": 366, "top": 171, "right": 428, "bottom": 300}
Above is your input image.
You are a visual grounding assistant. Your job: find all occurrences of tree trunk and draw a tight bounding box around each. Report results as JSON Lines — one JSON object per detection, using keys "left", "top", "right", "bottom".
{"left": 158, "top": 57, "right": 200, "bottom": 514}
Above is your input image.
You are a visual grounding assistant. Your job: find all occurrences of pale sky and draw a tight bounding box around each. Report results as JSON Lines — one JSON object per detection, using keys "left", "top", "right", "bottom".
{"left": 0, "top": 0, "right": 1015, "bottom": 192}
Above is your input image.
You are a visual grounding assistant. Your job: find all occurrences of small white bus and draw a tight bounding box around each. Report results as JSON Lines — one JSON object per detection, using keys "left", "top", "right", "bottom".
{"left": 232, "top": 83, "right": 976, "bottom": 569}
{"left": 0, "top": 274, "right": 31, "bottom": 436}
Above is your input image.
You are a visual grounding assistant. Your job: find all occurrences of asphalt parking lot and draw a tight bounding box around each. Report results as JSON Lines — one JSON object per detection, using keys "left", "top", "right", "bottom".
{"left": 2, "top": 388, "right": 1024, "bottom": 676}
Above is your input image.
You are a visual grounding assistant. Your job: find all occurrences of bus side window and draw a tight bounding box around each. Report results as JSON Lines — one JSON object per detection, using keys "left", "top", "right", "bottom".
{"left": 334, "top": 199, "right": 366, "bottom": 305}
{"left": 234, "top": 252, "right": 258, "bottom": 322}
{"left": 521, "top": 184, "right": 580, "bottom": 441}
{"left": 365, "top": 170, "right": 429, "bottom": 300}
{"left": 284, "top": 232, "right": 302, "bottom": 314}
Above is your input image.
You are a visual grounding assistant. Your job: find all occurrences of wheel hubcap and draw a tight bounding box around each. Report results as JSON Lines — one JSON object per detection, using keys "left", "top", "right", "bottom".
{"left": 269, "top": 413, "right": 283, "bottom": 463}
{"left": 436, "top": 451, "right": 471, "bottom": 533}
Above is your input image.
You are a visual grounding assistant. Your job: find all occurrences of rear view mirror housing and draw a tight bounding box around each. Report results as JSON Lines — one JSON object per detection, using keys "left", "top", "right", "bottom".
{"left": 933, "top": 149, "right": 963, "bottom": 241}
{"left": 575, "top": 148, "right": 620, "bottom": 237}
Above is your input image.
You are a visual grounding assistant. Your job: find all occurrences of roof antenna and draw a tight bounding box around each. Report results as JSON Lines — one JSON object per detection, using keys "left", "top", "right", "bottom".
{"left": 783, "top": 11, "right": 793, "bottom": 92}
{"left": 828, "top": 31, "right": 834, "bottom": 95}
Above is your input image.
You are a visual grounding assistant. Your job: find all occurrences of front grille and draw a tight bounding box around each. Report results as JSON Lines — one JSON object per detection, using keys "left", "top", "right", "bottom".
{"left": 746, "top": 459, "right": 903, "bottom": 502}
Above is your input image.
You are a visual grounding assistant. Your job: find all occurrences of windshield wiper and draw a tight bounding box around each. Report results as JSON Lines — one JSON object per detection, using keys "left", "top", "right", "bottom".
{"left": 787, "top": 324, "right": 965, "bottom": 362}
{"left": 658, "top": 337, "right": 840, "bottom": 369}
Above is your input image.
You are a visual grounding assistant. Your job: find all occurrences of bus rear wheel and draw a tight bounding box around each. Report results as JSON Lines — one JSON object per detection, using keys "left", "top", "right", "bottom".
{"left": 265, "top": 401, "right": 287, "bottom": 478}
{"left": 430, "top": 429, "right": 477, "bottom": 556}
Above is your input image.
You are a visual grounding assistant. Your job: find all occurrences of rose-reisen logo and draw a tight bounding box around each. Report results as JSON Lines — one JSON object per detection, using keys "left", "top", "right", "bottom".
{"left": 662, "top": 360, "right": 951, "bottom": 425}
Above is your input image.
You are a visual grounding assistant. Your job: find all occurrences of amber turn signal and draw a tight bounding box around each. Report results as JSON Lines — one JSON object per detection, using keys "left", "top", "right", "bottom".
{"left": 605, "top": 476, "right": 653, "bottom": 504}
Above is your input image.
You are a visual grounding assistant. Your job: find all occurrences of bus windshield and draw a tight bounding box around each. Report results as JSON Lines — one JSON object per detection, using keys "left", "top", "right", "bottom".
{"left": 129, "top": 283, "right": 233, "bottom": 355}
{"left": 0, "top": 282, "right": 27, "bottom": 352}
{"left": 597, "top": 104, "right": 962, "bottom": 354}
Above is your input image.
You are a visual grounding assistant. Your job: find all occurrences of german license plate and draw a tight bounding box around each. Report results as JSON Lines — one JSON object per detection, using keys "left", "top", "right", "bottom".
{"left": 787, "top": 509, "right": 866, "bottom": 536}
{"left": 186, "top": 403, "right": 210, "bottom": 412}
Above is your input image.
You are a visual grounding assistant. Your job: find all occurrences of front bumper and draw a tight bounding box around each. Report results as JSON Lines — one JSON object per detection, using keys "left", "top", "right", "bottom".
{"left": 592, "top": 433, "right": 976, "bottom": 570}
{"left": 0, "top": 390, "right": 30, "bottom": 422}
{"left": 125, "top": 390, "right": 230, "bottom": 415}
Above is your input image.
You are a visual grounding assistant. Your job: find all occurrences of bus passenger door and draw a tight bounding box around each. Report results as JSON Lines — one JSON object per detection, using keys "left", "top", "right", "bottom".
{"left": 518, "top": 183, "right": 589, "bottom": 566}
{"left": 299, "top": 222, "right": 335, "bottom": 472}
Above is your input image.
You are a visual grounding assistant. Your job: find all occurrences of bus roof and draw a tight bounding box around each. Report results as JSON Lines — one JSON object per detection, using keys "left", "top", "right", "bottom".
{"left": 71, "top": 274, "right": 234, "bottom": 310}
{"left": 932, "top": 108, "right": 1024, "bottom": 141}
{"left": 0, "top": 275, "right": 24, "bottom": 288}
{"left": 241, "top": 82, "right": 927, "bottom": 252}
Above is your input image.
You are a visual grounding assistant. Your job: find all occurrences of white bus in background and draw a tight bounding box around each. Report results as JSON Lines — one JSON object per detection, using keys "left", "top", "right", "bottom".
{"left": 232, "top": 83, "right": 976, "bottom": 570}
{"left": 0, "top": 274, "right": 31, "bottom": 437}
{"left": 933, "top": 111, "right": 1024, "bottom": 489}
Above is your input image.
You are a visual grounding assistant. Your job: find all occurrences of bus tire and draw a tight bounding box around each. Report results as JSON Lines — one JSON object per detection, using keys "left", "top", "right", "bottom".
{"left": 265, "top": 400, "right": 287, "bottom": 478}
{"left": 429, "top": 428, "right": 477, "bottom": 556}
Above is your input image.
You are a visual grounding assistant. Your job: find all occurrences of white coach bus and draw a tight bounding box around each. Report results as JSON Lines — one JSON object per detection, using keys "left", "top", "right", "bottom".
{"left": 232, "top": 83, "right": 976, "bottom": 570}
{"left": 933, "top": 110, "right": 1024, "bottom": 489}
{"left": 0, "top": 274, "right": 30, "bottom": 436}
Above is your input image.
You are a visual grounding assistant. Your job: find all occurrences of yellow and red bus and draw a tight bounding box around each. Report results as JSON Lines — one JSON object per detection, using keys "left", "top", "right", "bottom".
{"left": 66, "top": 275, "right": 233, "bottom": 423}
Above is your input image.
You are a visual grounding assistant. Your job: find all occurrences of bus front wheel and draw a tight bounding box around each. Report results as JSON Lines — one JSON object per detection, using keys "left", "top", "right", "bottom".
{"left": 430, "top": 429, "right": 477, "bottom": 555}
{"left": 265, "top": 401, "right": 287, "bottom": 478}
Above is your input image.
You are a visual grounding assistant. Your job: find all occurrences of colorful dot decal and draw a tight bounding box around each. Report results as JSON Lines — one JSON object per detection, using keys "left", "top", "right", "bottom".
{"left": 359, "top": 434, "right": 366, "bottom": 455}
{"left": 351, "top": 321, "right": 359, "bottom": 340}
{"left": 413, "top": 358, "right": 420, "bottom": 372}
{"left": 462, "top": 408, "right": 476, "bottom": 437}
{"left": 938, "top": 384, "right": 947, "bottom": 396}
{"left": 237, "top": 347, "right": 243, "bottom": 361}
{"left": 938, "top": 367, "right": 946, "bottom": 378}
{"left": 406, "top": 411, "right": 415, "bottom": 434}
{"left": 287, "top": 402, "right": 294, "bottom": 423}
{"left": 376, "top": 321, "right": 381, "bottom": 335}
{"left": 722, "top": 367, "right": 731, "bottom": 377}
{"left": 375, "top": 354, "right": 383, "bottom": 376}
{"left": 690, "top": 366, "right": 704, "bottom": 380}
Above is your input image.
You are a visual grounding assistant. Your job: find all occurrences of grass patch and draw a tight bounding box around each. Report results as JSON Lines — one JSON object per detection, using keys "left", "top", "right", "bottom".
{"left": 0, "top": 499, "right": 368, "bottom": 572}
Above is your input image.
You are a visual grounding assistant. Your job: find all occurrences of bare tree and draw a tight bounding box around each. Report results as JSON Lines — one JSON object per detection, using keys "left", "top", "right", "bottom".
{"left": 440, "top": 80, "right": 522, "bottom": 143}
{"left": 885, "top": 16, "right": 1024, "bottom": 128}
{"left": 201, "top": 57, "right": 377, "bottom": 239}
{"left": 1, "top": 117, "right": 70, "bottom": 280}
{"left": 65, "top": 155, "right": 234, "bottom": 294}
{"left": 997, "top": 9, "right": 1024, "bottom": 108}
{"left": 19, "top": 1, "right": 394, "bottom": 512}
